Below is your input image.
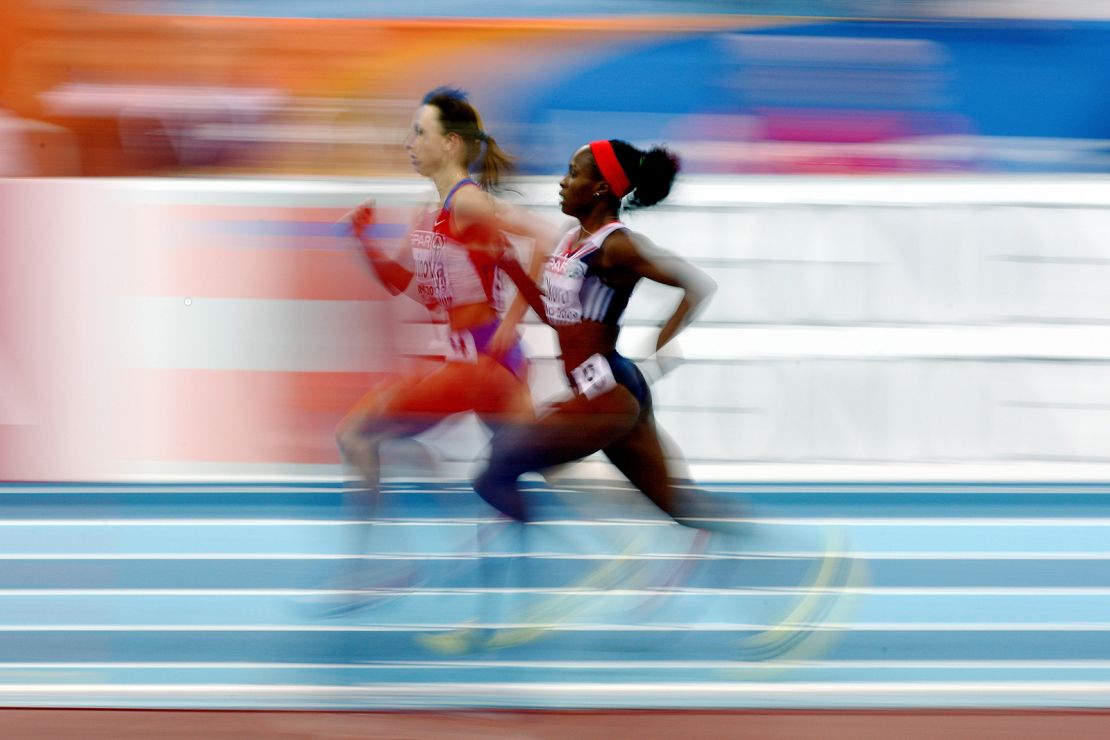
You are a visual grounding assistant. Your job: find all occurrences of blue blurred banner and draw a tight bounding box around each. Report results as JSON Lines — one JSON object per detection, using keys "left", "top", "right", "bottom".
{"left": 498, "top": 19, "right": 1110, "bottom": 174}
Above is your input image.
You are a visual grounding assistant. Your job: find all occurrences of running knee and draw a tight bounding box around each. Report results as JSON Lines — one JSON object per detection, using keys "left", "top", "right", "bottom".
{"left": 473, "top": 470, "right": 528, "bottom": 523}
{"left": 337, "top": 426, "right": 373, "bottom": 460}
{"left": 335, "top": 427, "right": 357, "bottom": 459}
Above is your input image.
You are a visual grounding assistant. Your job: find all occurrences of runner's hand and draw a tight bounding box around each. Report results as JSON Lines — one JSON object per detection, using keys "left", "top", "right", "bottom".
{"left": 350, "top": 203, "right": 375, "bottom": 238}
{"left": 487, "top": 321, "right": 518, "bottom": 358}
{"left": 637, "top": 341, "right": 684, "bottom": 384}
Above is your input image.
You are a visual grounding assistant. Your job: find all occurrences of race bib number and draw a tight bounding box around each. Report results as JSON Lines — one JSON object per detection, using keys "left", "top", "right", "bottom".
{"left": 446, "top": 329, "right": 478, "bottom": 363}
{"left": 542, "top": 255, "right": 587, "bottom": 326}
{"left": 571, "top": 354, "right": 617, "bottom": 399}
{"left": 412, "top": 242, "right": 451, "bottom": 308}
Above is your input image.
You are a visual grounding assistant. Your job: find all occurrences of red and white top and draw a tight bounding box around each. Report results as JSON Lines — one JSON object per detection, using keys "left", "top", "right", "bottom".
{"left": 406, "top": 179, "right": 505, "bottom": 313}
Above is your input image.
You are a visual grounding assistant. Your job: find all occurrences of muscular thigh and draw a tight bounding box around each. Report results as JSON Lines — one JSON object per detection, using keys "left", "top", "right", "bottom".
{"left": 391, "top": 358, "right": 530, "bottom": 419}
{"left": 489, "top": 386, "right": 642, "bottom": 473}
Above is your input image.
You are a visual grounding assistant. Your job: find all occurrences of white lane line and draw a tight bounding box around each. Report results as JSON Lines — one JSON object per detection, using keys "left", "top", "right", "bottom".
{"left": 2, "top": 586, "right": 1110, "bottom": 597}
{"left": 6, "top": 483, "right": 1110, "bottom": 495}
{"left": 350, "top": 679, "right": 1110, "bottom": 697}
{"left": 0, "top": 623, "right": 1109, "bottom": 632}
{"left": 4, "top": 680, "right": 1110, "bottom": 700}
{"left": 5, "top": 659, "right": 1110, "bottom": 670}
{"left": 3, "top": 551, "right": 1110, "bottom": 560}
{"left": 5, "top": 517, "right": 1110, "bottom": 527}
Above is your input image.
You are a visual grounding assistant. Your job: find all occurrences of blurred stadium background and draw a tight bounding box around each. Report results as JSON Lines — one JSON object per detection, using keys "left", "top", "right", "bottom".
{"left": 3, "top": 1, "right": 1110, "bottom": 736}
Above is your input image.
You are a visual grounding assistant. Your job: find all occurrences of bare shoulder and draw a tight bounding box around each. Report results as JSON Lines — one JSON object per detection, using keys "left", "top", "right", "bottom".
{"left": 602, "top": 227, "right": 652, "bottom": 266}
{"left": 625, "top": 229, "right": 668, "bottom": 254}
{"left": 450, "top": 184, "right": 496, "bottom": 229}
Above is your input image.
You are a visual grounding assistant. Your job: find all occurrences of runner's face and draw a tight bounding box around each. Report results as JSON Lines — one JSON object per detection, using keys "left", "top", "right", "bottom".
{"left": 405, "top": 105, "right": 451, "bottom": 177}
{"left": 559, "top": 146, "right": 600, "bottom": 217}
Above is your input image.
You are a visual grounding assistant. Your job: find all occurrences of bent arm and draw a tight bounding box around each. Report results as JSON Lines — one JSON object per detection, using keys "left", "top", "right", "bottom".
{"left": 453, "top": 189, "right": 562, "bottom": 328}
{"left": 348, "top": 204, "right": 414, "bottom": 295}
{"left": 497, "top": 248, "right": 549, "bottom": 325}
{"left": 609, "top": 232, "right": 716, "bottom": 353}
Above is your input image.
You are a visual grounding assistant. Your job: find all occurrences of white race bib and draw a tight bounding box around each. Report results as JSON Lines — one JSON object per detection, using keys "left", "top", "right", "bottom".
{"left": 541, "top": 254, "right": 587, "bottom": 326}
{"left": 446, "top": 329, "right": 478, "bottom": 363}
{"left": 571, "top": 353, "right": 618, "bottom": 399}
{"left": 411, "top": 242, "right": 451, "bottom": 308}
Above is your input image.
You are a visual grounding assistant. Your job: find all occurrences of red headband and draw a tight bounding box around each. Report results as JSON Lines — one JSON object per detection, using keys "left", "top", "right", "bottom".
{"left": 589, "top": 140, "right": 631, "bottom": 199}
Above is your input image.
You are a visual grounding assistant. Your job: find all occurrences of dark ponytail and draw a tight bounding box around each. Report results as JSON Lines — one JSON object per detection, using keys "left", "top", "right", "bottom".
{"left": 607, "top": 139, "right": 681, "bottom": 209}
{"left": 421, "top": 86, "right": 514, "bottom": 192}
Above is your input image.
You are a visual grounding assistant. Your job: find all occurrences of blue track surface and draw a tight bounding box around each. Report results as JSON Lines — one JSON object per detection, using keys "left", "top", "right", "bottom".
{"left": 2, "top": 480, "right": 1110, "bottom": 710}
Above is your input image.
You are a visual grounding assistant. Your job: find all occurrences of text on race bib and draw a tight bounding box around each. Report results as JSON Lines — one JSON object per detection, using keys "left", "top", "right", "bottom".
{"left": 446, "top": 329, "right": 478, "bottom": 363}
{"left": 542, "top": 254, "right": 587, "bottom": 325}
{"left": 411, "top": 241, "right": 452, "bottom": 308}
{"left": 571, "top": 354, "right": 618, "bottom": 399}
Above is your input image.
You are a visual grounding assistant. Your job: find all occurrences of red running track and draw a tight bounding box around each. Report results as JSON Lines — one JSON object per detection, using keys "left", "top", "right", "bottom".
{"left": 3, "top": 709, "right": 1110, "bottom": 739}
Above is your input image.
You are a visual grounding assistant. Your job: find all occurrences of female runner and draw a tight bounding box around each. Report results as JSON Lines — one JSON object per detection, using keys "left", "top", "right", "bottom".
{"left": 477, "top": 138, "right": 715, "bottom": 529}
{"left": 330, "top": 87, "right": 535, "bottom": 606}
